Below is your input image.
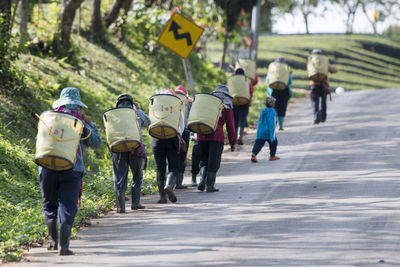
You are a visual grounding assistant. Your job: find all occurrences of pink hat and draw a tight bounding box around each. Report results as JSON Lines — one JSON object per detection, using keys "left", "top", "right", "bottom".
{"left": 175, "top": 85, "right": 188, "bottom": 96}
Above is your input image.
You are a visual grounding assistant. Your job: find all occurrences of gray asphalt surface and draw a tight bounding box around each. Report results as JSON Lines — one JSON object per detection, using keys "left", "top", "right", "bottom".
{"left": 8, "top": 89, "right": 400, "bottom": 267}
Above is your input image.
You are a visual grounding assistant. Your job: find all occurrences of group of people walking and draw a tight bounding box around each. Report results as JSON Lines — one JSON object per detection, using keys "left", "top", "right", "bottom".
{"left": 36, "top": 49, "right": 337, "bottom": 256}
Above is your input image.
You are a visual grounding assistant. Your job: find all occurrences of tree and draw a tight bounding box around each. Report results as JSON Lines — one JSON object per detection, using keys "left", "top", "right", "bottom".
{"left": 297, "top": 0, "right": 319, "bottom": 34}
{"left": 53, "top": 0, "right": 85, "bottom": 56}
{"left": 19, "top": 0, "right": 29, "bottom": 46}
{"left": 103, "top": 0, "right": 134, "bottom": 28}
{"left": 335, "top": 0, "right": 362, "bottom": 34}
{"left": 259, "top": 0, "right": 296, "bottom": 32}
{"left": 214, "top": 0, "right": 257, "bottom": 68}
{"left": 0, "top": 0, "right": 12, "bottom": 64}
{"left": 360, "top": 0, "right": 400, "bottom": 35}
{"left": 91, "top": 0, "right": 103, "bottom": 40}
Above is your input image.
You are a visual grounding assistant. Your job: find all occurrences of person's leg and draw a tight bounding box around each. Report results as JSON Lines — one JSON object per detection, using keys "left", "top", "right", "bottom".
{"left": 39, "top": 168, "right": 59, "bottom": 251}
{"left": 267, "top": 139, "right": 279, "bottom": 160}
{"left": 58, "top": 170, "right": 82, "bottom": 255}
{"left": 206, "top": 141, "right": 224, "bottom": 192}
{"left": 111, "top": 152, "right": 129, "bottom": 213}
{"left": 191, "top": 142, "right": 200, "bottom": 186}
{"left": 320, "top": 92, "right": 327, "bottom": 122}
{"left": 130, "top": 155, "right": 145, "bottom": 209}
{"left": 277, "top": 93, "right": 289, "bottom": 130}
{"left": 251, "top": 139, "right": 267, "bottom": 155}
{"left": 237, "top": 104, "right": 249, "bottom": 145}
{"left": 176, "top": 130, "right": 190, "bottom": 189}
{"left": 251, "top": 139, "right": 267, "bottom": 162}
{"left": 310, "top": 85, "right": 321, "bottom": 123}
{"left": 164, "top": 137, "right": 180, "bottom": 202}
{"left": 197, "top": 141, "right": 209, "bottom": 191}
{"left": 233, "top": 105, "right": 240, "bottom": 136}
{"left": 152, "top": 138, "right": 167, "bottom": 203}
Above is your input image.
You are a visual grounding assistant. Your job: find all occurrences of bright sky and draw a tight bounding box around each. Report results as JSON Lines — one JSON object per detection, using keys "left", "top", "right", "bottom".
{"left": 273, "top": 3, "right": 398, "bottom": 34}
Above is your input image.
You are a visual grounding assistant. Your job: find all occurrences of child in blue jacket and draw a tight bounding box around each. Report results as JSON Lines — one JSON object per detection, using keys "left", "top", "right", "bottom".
{"left": 251, "top": 96, "right": 280, "bottom": 162}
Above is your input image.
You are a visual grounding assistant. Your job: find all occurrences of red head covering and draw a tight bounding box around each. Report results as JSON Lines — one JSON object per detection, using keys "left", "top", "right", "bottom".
{"left": 174, "top": 85, "right": 187, "bottom": 96}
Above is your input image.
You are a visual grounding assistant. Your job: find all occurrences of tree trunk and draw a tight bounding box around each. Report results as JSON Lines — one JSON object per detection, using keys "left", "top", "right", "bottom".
{"left": 219, "top": 30, "right": 229, "bottom": 69}
{"left": 119, "top": 0, "right": 133, "bottom": 41}
{"left": 19, "top": 0, "right": 29, "bottom": 46}
{"left": 0, "top": 0, "right": 12, "bottom": 60}
{"left": 53, "top": 0, "right": 84, "bottom": 56}
{"left": 303, "top": 12, "right": 310, "bottom": 34}
{"left": 91, "top": 0, "right": 102, "bottom": 40}
{"left": 103, "top": 0, "right": 124, "bottom": 28}
{"left": 361, "top": 3, "right": 377, "bottom": 35}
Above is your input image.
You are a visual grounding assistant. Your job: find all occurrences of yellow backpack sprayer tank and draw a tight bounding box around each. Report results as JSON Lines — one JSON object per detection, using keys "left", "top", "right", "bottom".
{"left": 148, "top": 94, "right": 183, "bottom": 139}
{"left": 103, "top": 107, "right": 141, "bottom": 152}
{"left": 187, "top": 93, "right": 223, "bottom": 135}
{"left": 227, "top": 75, "right": 250, "bottom": 106}
{"left": 35, "top": 111, "right": 88, "bottom": 171}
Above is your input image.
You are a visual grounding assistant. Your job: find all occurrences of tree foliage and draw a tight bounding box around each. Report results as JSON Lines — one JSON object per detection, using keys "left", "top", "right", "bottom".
{"left": 214, "top": 0, "right": 257, "bottom": 68}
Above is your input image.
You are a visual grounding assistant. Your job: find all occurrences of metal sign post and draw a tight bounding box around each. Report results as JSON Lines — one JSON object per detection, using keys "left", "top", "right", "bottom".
{"left": 182, "top": 58, "right": 195, "bottom": 95}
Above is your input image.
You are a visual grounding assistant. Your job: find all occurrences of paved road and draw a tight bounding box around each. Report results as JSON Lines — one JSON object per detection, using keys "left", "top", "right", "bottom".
{"left": 9, "top": 89, "right": 400, "bottom": 267}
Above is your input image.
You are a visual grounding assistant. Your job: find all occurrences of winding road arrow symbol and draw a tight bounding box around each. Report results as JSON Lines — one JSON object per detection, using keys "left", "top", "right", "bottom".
{"left": 169, "top": 21, "right": 193, "bottom": 46}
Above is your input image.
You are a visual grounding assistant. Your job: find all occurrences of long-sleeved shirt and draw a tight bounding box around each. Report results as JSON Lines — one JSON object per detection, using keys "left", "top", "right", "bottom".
{"left": 136, "top": 108, "right": 150, "bottom": 142}
{"left": 197, "top": 109, "right": 236, "bottom": 145}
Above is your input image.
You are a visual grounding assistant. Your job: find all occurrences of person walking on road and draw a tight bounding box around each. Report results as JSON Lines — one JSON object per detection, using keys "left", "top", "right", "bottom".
{"left": 251, "top": 96, "right": 280, "bottom": 163}
{"left": 152, "top": 89, "right": 182, "bottom": 203}
{"left": 307, "top": 49, "right": 338, "bottom": 124}
{"left": 40, "top": 87, "right": 101, "bottom": 255}
{"left": 174, "top": 85, "right": 192, "bottom": 189}
{"left": 111, "top": 94, "right": 150, "bottom": 213}
{"left": 232, "top": 68, "right": 255, "bottom": 145}
{"left": 266, "top": 57, "right": 293, "bottom": 131}
{"left": 197, "top": 85, "right": 237, "bottom": 192}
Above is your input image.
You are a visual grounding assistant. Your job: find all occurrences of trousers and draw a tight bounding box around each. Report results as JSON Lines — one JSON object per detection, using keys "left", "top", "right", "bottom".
{"left": 112, "top": 152, "right": 145, "bottom": 193}
{"left": 251, "top": 138, "right": 278, "bottom": 157}
{"left": 39, "top": 168, "right": 82, "bottom": 226}
{"left": 198, "top": 141, "right": 224, "bottom": 173}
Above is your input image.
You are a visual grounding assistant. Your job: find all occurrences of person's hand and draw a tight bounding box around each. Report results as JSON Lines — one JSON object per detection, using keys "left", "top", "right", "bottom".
{"left": 230, "top": 144, "right": 236, "bottom": 152}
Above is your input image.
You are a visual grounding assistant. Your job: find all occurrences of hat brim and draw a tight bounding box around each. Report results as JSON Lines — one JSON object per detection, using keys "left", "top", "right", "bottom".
{"left": 52, "top": 99, "right": 88, "bottom": 109}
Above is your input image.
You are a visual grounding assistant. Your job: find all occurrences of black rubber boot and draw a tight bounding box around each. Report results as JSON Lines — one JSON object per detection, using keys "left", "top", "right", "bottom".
{"left": 191, "top": 174, "right": 197, "bottom": 187}
{"left": 197, "top": 166, "right": 207, "bottom": 192}
{"left": 131, "top": 187, "right": 145, "bottom": 210}
{"left": 157, "top": 180, "right": 167, "bottom": 203}
{"left": 164, "top": 173, "right": 177, "bottom": 203}
{"left": 116, "top": 191, "right": 125, "bottom": 213}
{"left": 175, "top": 173, "right": 187, "bottom": 189}
{"left": 238, "top": 127, "right": 244, "bottom": 145}
{"left": 59, "top": 224, "right": 73, "bottom": 256}
{"left": 206, "top": 172, "right": 219, "bottom": 192}
{"left": 46, "top": 219, "right": 58, "bottom": 251}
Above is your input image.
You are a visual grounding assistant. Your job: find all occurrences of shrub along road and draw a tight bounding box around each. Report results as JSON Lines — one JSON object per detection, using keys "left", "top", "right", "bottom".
{"left": 8, "top": 89, "right": 400, "bottom": 267}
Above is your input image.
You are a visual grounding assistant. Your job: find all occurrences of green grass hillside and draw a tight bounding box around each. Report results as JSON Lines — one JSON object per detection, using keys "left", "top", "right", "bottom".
{"left": 208, "top": 34, "right": 400, "bottom": 91}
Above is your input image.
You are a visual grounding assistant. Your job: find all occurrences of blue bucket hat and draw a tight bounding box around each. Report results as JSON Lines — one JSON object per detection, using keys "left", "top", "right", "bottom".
{"left": 52, "top": 87, "right": 88, "bottom": 109}
{"left": 212, "top": 84, "right": 233, "bottom": 109}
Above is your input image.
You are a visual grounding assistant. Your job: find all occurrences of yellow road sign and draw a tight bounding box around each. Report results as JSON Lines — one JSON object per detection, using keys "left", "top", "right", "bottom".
{"left": 374, "top": 10, "right": 379, "bottom": 23}
{"left": 158, "top": 13, "right": 204, "bottom": 59}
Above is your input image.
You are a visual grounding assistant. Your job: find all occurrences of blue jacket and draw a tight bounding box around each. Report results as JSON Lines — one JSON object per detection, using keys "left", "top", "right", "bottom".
{"left": 266, "top": 73, "right": 293, "bottom": 98}
{"left": 256, "top": 107, "right": 276, "bottom": 141}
